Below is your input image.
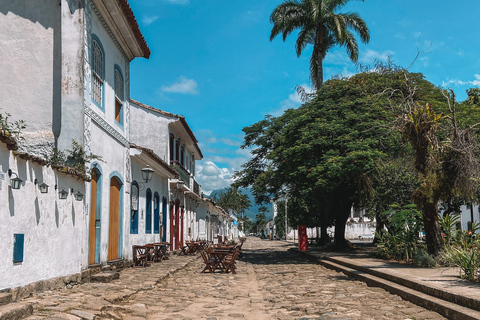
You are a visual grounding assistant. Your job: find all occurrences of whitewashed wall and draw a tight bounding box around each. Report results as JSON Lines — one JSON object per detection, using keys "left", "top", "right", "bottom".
{"left": 124, "top": 158, "right": 170, "bottom": 257}
{"left": 0, "top": 0, "right": 84, "bottom": 157}
{"left": 0, "top": 149, "right": 86, "bottom": 290}
{"left": 130, "top": 103, "right": 173, "bottom": 161}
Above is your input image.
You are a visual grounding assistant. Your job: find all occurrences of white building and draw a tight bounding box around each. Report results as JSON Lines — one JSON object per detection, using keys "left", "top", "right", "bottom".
{"left": 0, "top": 0, "right": 149, "bottom": 293}
{"left": 129, "top": 100, "right": 203, "bottom": 251}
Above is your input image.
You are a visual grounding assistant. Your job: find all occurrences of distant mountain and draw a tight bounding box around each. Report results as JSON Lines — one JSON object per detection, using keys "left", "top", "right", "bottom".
{"left": 207, "top": 187, "right": 273, "bottom": 222}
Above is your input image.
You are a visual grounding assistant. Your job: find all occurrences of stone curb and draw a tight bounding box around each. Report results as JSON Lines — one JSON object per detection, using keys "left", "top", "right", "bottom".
{"left": 289, "top": 248, "right": 480, "bottom": 320}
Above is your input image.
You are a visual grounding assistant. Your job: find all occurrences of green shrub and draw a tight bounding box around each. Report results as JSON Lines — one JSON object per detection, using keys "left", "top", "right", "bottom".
{"left": 413, "top": 249, "right": 437, "bottom": 268}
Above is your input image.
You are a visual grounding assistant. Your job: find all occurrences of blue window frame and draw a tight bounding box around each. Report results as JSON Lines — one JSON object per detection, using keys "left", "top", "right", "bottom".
{"left": 130, "top": 182, "right": 139, "bottom": 234}
{"left": 114, "top": 65, "right": 124, "bottom": 127}
{"left": 91, "top": 34, "right": 105, "bottom": 110}
{"left": 154, "top": 193, "right": 160, "bottom": 234}
{"left": 13, "top": 234, "right": 24, "bottom": 263}
{"left": 145, "top": 188, "right": 152, "bottom": 234}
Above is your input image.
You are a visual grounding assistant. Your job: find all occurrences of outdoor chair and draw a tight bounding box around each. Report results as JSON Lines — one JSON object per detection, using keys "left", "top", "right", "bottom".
{"left": 200, "top": 250, "right": 217, "bottom": 273}
{"left": 222, "top": 249, "right": 239, "bottom": 274}
{"left": 132, "top": 245, "right": 148, "bottom": 267}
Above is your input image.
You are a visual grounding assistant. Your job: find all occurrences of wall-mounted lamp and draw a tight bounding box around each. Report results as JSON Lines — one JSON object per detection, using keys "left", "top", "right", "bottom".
{"left": 8, "top": 169, "right": 22, "bottom": 189}
{"left": 141, "top": 165, "right": 154, "bottom": 183}
{"left": 56, "top": 185, "right": 68, "bottom": 200}
{"left": 176, "top": 181, "right": 184, "bottom": 191}
{"left": 71, "top": 189, "right": 84, "bottom": 201}
{"left": 34, "top": 179, "right": 49, "bottom": 193}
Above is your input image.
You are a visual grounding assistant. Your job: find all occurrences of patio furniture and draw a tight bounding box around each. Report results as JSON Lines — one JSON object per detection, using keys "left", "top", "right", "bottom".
{"left": 132, "top": 245, "right": 148, "bottom": 267}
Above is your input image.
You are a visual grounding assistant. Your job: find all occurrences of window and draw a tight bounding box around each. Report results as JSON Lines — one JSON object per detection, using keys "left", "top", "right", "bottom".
{"left": 146, "top": 189, "right": 152, "bottom": 234}
{"left": 192, "top": 155, "right": 195, "bottom": 175}
{"left": 169, "top": 134, "right": 174, "bottom": 162}
{"left": 180, "top": 146, "right": 185, "bottom": 166}
{"left": 154, "top": 193, "right": 160, "bottom": 234}
{"left": 175, "top": 139, "right": 179, "bottom": 162}
{"left": 13, "top": 234, "right": 24, "bottom": 264}
{"left": 130, "top": 182, "right": 139, "bottom": 234}
{"left": 114, "top": 66, "right": 124, "bottom": 124}
{"left": 92, "top": 37, "right": 104, "bottom": 108}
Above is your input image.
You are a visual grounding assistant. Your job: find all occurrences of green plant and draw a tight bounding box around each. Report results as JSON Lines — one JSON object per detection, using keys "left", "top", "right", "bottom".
{"left": 0, "top": 112, "right": 26, "bottom": 141}
{"left": 413, "top": 249, "right": 437, "bottom": 268}
{"left": 445, "top": 247, "right": 480, "bottom": 281}
{"left": 439, "top": 214, "right": 460, "bottom": 245}
{"left": 49, "top": 140, "right": 103, "bottom": 175}
{"left": 376, "top": 204, "right": 423, "bottom": 261}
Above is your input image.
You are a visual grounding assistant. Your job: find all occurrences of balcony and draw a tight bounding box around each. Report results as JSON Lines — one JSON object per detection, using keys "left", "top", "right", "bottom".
{"left": 193, "top": 179, "right": 200, "bottom": 197}
{"left": 170, "top": 161, "right": 190, "bottom": 188}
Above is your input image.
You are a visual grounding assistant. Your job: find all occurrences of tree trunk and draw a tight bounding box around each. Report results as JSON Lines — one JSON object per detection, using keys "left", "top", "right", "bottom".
{"left": 315, "top": 26, "right": 323, "bottom": 89}
{"left": 422, "top": 201, "right": 444, "bottom": 256}
{"left": 319, "top": 223, "right": 328, "bottom": 246}
{"left": 334, "top": 200, "right": 353, "bottom": 247}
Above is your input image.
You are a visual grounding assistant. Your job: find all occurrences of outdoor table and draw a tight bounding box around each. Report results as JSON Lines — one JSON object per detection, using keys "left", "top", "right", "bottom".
{"left": 208, "top": 249, "right": 232, "bottom": 272}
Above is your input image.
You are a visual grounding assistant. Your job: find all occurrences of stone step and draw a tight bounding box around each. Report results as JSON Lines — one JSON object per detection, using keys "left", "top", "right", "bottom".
{"left": 0, "top": 303, "right": 33, "bottom": 320}
{"left": 0, "top": 293, "right": 12, "bottom": 306}
{"left": 90, "top": 271, "right": 120, "bottom": 283}
{"left": 319, "top": 258, "right": 480, "bottom": 320}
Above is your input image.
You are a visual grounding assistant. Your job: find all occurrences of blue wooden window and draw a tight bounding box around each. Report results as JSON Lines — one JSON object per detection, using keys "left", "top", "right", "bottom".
{"left": 114, "top": 66, "right": 124, "bottom": 126}
{"left": 130, "top": 182, "right": 139, "bottom": 234}
{"left": 154, "top": 193, "right": 160, "bottom": 234}
{"left": 145, "top": 189, "right": 152, "bottom": 234}
{"left": 162, "top": 197, "right": 168, "bottom": 242}
{"left": 13, "top": 234, "right": 24, "bottom": 263}
{"left": 91, "top": 35, "right": 105, "bottom": 109}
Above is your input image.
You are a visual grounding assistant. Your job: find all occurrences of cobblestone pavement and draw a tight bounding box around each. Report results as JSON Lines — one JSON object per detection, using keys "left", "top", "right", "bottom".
{"left": 25, "top": 238, "right": 446, "bottom": 320}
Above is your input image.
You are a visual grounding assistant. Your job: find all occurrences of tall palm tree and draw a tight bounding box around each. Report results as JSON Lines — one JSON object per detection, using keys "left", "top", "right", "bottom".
{"left": 270, "top": 0, "right": 370, "bottom": 90}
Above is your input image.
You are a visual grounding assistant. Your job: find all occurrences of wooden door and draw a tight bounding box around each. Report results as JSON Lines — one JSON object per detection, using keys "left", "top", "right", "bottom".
{"left": 108, "top": 177, "right": 120, "bottom": 260}
{"left": 88, "top": 170, "right": 98, "bottom": 264}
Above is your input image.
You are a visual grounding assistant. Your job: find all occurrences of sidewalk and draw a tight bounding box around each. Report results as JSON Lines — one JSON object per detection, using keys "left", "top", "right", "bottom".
{"left": 290, "top": 242, "right": 480, "bottom": 320}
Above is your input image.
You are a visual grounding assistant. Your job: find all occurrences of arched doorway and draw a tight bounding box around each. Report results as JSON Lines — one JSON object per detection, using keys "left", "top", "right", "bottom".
{"left": 88, "top": 168, "right": 102, "bottom": 265}
{"left": 108, "top": 176, "right": 123, "bottom": 261}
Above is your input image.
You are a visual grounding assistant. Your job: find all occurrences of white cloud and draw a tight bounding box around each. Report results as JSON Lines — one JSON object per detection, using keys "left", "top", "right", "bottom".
{"left": 359, "top": 49, "right": 395, "bottom": 64}
{"left": 142, "top": 15, "right": 159, "bottom": 26}
{"left": 269, "top": 84, "right": 314, "bottom": 117}
{"left": 196, "top": 161, "right": 235, "bottom": 195}
{"left": 160, "top": 76, "right": 199, "bottom": 95}
{"left": 441, "top": 74, "right": 480, "bottom": 88}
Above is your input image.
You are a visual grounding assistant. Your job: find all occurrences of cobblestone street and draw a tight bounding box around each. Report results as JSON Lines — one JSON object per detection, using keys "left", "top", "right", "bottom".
{"left": 25, "top": 238, "right": 446, "bottom": 320}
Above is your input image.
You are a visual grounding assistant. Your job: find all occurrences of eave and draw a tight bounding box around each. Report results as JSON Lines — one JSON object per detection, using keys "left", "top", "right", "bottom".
{"left": 91, "top": 0, "right": 150, "bottom": 60}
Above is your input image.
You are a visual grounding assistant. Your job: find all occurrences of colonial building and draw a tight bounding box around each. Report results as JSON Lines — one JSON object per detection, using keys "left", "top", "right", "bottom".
{"left": 0, "top": 0, "right": 149, "bottom": 291}
{"left": 129, "top": 100, "right": 203, "bottom": 251}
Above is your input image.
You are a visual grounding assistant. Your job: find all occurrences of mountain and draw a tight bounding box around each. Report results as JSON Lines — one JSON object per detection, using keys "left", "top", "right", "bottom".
{"left": 207, "top": 187, "right": 273, "bottom": 222}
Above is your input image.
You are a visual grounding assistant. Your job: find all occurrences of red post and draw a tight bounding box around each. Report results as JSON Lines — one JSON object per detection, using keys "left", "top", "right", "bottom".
{"left": 298, "top": 225, "right": 308, "bottom": 251}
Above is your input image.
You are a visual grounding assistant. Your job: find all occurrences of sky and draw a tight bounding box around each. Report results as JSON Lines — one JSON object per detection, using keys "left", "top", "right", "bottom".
{"left": 128, "top": 0, "right": 480, "bottom": 195}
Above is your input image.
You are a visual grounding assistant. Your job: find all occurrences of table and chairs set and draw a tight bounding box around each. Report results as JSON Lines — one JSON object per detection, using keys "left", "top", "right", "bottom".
{"left": 132, "top": 242, "right": 171, "bottom": 267}
{"left": 132, "top": 237, "right": 246, "bottom": 274}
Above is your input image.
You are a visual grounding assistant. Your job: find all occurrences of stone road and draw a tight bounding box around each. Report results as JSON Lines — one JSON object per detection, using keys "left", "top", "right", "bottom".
{"left": 24, "top": 237, "right": 446, "bottom": 320}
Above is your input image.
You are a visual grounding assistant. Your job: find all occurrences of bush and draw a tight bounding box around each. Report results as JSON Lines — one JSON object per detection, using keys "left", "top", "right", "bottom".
{"left": 413, "top": 249, "right": 437, "bottom": 268}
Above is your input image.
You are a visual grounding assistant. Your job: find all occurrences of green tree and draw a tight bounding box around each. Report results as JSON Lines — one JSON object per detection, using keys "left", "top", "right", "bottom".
{"left": 269, "top": 0, "right": 370, "bottom": 89}
{"left": 210, "top": 187, "right": 251, "bottom": 218}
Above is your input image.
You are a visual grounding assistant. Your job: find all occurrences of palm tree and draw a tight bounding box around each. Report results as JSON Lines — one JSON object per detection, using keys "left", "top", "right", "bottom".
{"left": 270, "top": 0, "right": 370, "bottom": 89}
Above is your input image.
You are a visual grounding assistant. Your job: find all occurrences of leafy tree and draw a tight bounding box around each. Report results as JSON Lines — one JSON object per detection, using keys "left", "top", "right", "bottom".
{"left": 210, "top": 187, "right": 251, "bottom": 218}
{"left": 269, "top": 0, "right": 370, "bottom": 89}
{"left": 395, "top": 84, "right": 480, "bottom": 256}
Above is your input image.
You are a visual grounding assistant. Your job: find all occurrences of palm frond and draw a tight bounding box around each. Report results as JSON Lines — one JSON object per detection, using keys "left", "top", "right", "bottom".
{"left": 339, "top": 12, "right": 370, "bottom": 43}
{"left": 341, "top": 30, "right": 359, "bottom": 62}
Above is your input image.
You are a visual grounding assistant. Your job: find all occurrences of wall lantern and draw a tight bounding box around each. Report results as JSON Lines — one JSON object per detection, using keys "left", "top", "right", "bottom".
{"left": 56, "top": 185, "right": 68, "bottom": 200}
{"left": 34, "top": 179, "right": 49, "bottom": 193}
{"left": 176, "top": 181, "right": 184, "bottom": 191}
{"left": 71, "top": 189, "right": 84, "bottom": 201}
{"left": 141, "top": 165, "right": 154, "bottom": 183}
{"left": 8, "top": 169, "right": 22, "bottom": 190}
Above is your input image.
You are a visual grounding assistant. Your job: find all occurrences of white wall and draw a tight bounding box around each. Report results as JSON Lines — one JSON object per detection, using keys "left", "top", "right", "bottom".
{"left": 0, "top": 148, "right": 86, "bottom": 290}
{"left": 0, "top": 0, "right": 84, "bottom": 157}
{"left": 123, "top": 158, "right": 170, "bottom": 258}
{"left": 130, "top": 103, "right": 172, "bottom": 161}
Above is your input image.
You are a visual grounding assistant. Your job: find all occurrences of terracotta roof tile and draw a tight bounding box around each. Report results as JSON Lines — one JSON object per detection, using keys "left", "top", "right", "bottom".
{"left": 116, "top": 0, "right": 150, "bottom": 58}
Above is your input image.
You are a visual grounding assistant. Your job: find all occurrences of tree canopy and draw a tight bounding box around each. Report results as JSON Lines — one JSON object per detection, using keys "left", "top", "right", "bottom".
{"left": 270, "top": 0, "right": 370, "bottom": 89}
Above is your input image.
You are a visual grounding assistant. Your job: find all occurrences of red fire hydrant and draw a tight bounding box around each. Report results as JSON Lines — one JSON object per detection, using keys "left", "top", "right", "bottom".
{"left": 298, "top": 225, "right": 309, "bottom": 251}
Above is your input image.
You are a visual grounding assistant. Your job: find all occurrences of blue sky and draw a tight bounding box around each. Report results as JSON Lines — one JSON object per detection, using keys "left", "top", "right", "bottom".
{"left": 129, "top": 0, "right": 480, "bottom": 195}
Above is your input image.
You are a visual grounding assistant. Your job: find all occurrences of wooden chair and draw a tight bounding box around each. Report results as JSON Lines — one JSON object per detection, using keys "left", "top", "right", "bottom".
{"left": 132, "top": 245, "right": 148, "bottom": 267}
{"left": 223, "top": 249, "right": 239, "bottom": 274}
{"left": 145, "top": 243, "right": 156, "bottom": 262}
{"left": 200, "top": 250, "right": 217, "bottom": 273}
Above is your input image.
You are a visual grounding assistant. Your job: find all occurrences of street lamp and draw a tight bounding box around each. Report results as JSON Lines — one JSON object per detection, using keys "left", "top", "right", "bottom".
{"left": 141, "top": 165, "right": 154, "bottom": 183}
